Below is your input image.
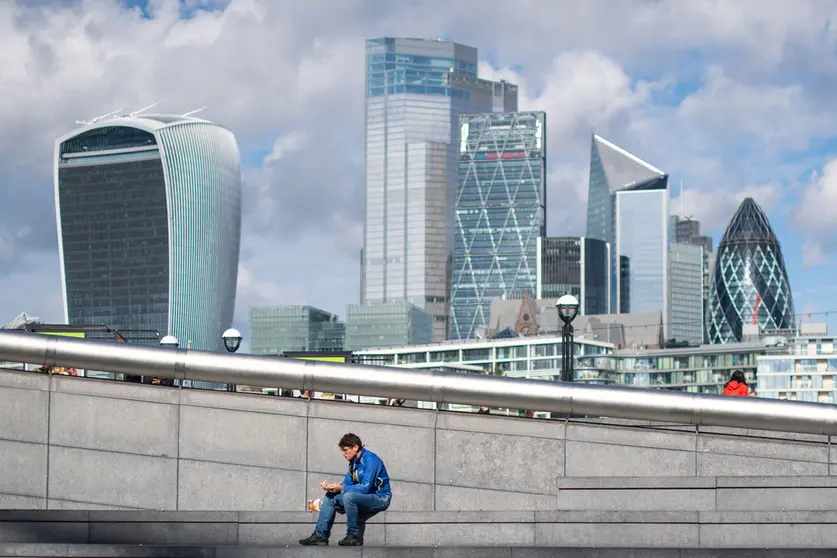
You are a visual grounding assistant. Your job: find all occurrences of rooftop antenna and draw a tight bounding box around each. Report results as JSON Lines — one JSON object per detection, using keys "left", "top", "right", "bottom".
{"left": 127, "top": 102, "right": 159, "bottom": 117}
{"left": 181, "top": 106, "right": 207, "bottom": 117}
{"left": 75, "top": 108, "right": 123, "bottom": 126}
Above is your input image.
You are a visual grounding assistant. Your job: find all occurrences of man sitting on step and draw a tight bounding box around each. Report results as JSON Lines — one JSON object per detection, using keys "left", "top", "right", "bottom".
{"left": 299, "top": 433, "right": 392, "bottom": 547}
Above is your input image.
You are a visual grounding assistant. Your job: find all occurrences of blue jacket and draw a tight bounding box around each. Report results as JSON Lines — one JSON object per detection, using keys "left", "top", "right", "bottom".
{"left": 343, "top": 448, "right": 392, "bottom": 499}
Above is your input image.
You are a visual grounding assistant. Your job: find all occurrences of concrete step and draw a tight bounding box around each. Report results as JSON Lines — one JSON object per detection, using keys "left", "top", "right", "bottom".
{"left": 2, "top": 546, "right": 837, "bottom": 557}
{"left": 555, "top": 476, "right": 837, "bottom": 511}
{"left": 4, "top": 511, "right": 837, "bottom": 549}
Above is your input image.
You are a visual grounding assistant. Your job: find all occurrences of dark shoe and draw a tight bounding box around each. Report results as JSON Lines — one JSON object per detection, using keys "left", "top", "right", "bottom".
{"left": 338, "top": 534, "right": 363, "bottom": 546}
{"left": 299, "top": 533, "right": 329, "bottom": 546}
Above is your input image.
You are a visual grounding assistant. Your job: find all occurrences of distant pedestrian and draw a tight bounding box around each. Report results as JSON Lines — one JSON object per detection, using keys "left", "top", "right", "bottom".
{"left": 722, "top": 370, "right": 749, "bottom": 396}
{"left": 299, "top": 433, "right": 391, "bottom": 547}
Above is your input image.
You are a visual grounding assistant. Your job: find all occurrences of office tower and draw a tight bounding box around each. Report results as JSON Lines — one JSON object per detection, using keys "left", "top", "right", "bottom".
{"left": 613, "top": 184, "right": 668, "bottom": 318}
{"left": 536, "top": 237, "right": 610, "bottom": 315}
{"left": 708, "top": 197, "right": 795, "bottom": 344}
{"left": 671, "top": 216, "right": 699, "bottom": 243}
{"left": 585, "top": 134, "right": 668, "bottom": 324}
{"left": 619, "top": 255, "right": 631, "bottom": 313}
{"left": 668, "top": 243, "right": 704, "bottom": 345}
{"left": 669, "top": 215, "right": 714, "bottom": 342}
{"left": 362, "top": 37, "right": 518, "bottom": 341}
{"left": 344, "top": 301, "right": 433, "bottom": 350}
{"left": 55, "top": 113, "right": 241, "bottom": 352}
{"left": 449, "top": 112, "right": 546, "bottom": 340}
{"left": 249, "top": 306, "right": 345, "bottom": 355}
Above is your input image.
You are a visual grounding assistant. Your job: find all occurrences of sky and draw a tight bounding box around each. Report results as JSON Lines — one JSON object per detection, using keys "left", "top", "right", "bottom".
{"left": 1, "top": 0, "right": 837, "bottom": 347}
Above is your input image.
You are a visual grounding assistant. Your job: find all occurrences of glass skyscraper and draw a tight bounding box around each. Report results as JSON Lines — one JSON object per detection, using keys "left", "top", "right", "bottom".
{"left": 585, "top": 134, "right": 668, "bottom": 324}
{"left": 619, "top": 255, "right": 631, "bottom": 314}
{"left": 708, "top": 197, "right": 795, "bottom": 344}
{"left": 668, "top": 242, "right": 704, "bottom": 345}
{"left": 449, "top": 112, "right": 546, "bottom": 340}
{"left": 613, "top": 183, "right": 669, "bottom": 317}
{"left": 54, "top": 114, "right": 241, "bottom": 353}
{"left": 344, "top": 301, "right": 433, "bottom": 350}
{"left": 362, "top": 37, "right": 517, "bottom": 341}
{"left": 536, "top": 237, "right": 610, "bottom": 316}
{"left": 249, "top": 306, "right": 345, "bottom": 355}
{"left": 669, "top": 215, "right": 714, "bottom": 343}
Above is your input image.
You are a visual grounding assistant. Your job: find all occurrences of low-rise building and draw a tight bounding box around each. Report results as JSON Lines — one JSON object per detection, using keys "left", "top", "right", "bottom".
{"left": 480, "top": 294, "right": 664, "bottom": 348}
{"left": 248, "top": 306, "right": 345, "bottom": 355}
{"left": 354, "top": 334, "right": 613, "bottom": 381}
{"left": 345, "top": 302, "right": 433, "bottom": 351}
{"left": 577, "top": 341, "right": 782, "bottom": 394}
{"left": 757, "top": 324, "right": 836, "bottom": 403}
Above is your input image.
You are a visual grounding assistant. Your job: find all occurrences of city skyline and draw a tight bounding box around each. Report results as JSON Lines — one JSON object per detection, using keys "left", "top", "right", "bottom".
{"left": 1, "top": 1, "right": 837, "bottom": 350}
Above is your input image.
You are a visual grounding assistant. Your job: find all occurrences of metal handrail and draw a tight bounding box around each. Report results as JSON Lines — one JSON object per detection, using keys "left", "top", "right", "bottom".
{"left": 0, "top": 330, "right": 835, "bottom": 436}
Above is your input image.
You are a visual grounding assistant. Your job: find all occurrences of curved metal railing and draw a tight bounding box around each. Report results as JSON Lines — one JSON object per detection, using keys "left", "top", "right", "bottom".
{"left": 0, "top": 330, "right": 835, "bottom": 435}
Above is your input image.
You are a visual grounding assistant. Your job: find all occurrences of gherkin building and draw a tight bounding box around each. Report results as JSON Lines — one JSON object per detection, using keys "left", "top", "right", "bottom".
{"left": 708, "top": 197, "right": 795, "bottom": 344}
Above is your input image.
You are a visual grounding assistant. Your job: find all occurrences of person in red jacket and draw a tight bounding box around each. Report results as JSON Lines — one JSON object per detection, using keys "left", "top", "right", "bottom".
{"left": 722, "top": 370, "right": 749, "bottom": 396}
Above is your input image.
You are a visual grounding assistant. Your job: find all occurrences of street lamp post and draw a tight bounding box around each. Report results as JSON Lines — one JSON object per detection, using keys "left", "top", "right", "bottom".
{"left": 156, "top": 335, "right": 179, "bottom": 386}
{"left": 556, "top": 294, "right": 580, "bottom": 383}
{"left": 222, "top": 328, "right": 242, "bottom": 393}
{"left": 159, "top": 335, "right": 179, "bottom": 349}
{"left": 222, "top": 328, "right": 242, "bottom": 353}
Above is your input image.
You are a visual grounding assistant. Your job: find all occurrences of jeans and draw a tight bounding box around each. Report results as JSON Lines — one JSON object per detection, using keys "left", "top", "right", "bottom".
{"left": 314, "top": 491, "right": 391, "bottom": 538}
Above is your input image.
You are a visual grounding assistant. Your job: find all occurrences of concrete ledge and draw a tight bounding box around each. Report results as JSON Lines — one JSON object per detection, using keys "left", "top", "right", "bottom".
{"left": 715, "top": 476, "right": 837, "bottom": 488}
{"left": 535, "top": 511, "right": 699, "bottom": 523}
{"left": 9, "top": 508, "right": 837, "bottom": 525}
{"left": 238, "top": 512, "right": 370, "bottom": 523}
{"left": 557, "top": 477, "right": 716, "bottom": 489}
{"left": 5, "top": 510, "right": 837, "bottom": 548}
{"left": 3, "top": 546, "right": 837, "bottom": 557}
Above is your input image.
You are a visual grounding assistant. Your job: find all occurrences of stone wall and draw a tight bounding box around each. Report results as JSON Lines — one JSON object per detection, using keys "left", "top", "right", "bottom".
{"left": 1, "top": 369, "right": 834, "bottom": 512}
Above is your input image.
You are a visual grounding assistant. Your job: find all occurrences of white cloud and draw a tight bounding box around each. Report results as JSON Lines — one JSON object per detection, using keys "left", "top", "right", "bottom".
{"left": 793, "top": 160, "right": 837, "bottom": 264}
{"left": 802, "top": 242, "right": 830, "bottom": 268}
{"left": 675, "top": 66, "right": 833, "bottom": 154}
{"left": 236, "top": 264, "right": 304, "bottom": 309}
{"left": 0, "top": 251, "right": 64, "bottom": 322}
{"left": 670, "top": 183, "right": 783, "bottom": 232}
{"left": 263, "top": 132, "right": 307, "bottom": 165}
{"left": 480, "top": 50, "right": 653, "bottom": 146}
{"left": 795, "top": 160, "right": 837, "bottom": 234}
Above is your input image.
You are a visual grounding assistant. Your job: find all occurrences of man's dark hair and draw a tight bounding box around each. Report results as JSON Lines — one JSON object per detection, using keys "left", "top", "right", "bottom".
{"left": 339, "top": 433, "right": 363, "bottom": 449}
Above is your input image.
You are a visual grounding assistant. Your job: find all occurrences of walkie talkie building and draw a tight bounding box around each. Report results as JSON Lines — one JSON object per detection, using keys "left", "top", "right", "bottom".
{"left": 708, "top": 197, "right": 795, "bottom": 344}
{"left": 54, "top": 113, "right": 242, "bottom": 352}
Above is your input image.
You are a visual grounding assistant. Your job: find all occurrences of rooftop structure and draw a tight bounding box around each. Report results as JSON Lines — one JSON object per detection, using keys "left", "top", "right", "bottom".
{"left": 482, "top": 295, "right": 664, "bottom": 348}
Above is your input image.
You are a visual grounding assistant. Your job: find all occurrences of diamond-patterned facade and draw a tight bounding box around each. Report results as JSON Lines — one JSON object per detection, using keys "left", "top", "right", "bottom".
{"left": 708, "top": 197, "right": 795, "bottom": 344}
{"left": 450, "top": 112, "right": 546, "bottom": 340}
